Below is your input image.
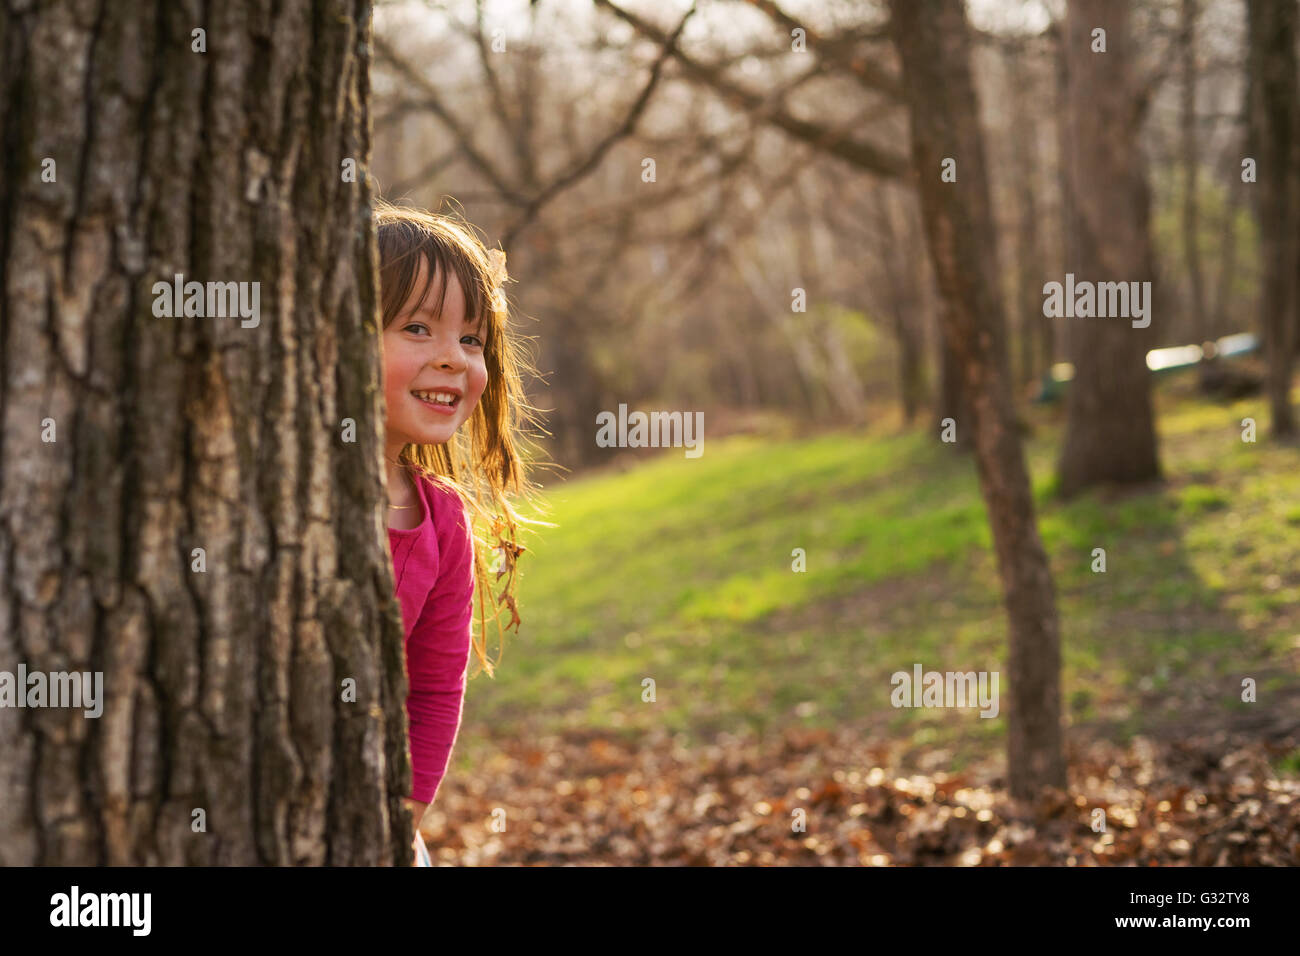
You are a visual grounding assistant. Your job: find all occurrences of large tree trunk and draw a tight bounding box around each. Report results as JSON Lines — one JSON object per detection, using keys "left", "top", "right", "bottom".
{"left": 1247, "top": 0, "right": 1298, "bottom": 437}
{"left": 889, "top": 0, "right": 1066, "bottom": 801}
{"left": 1056, "top": 0, "right": 1161, "bottom": 497}
{"left": 0, "top": 0, "right": 410, "bottom": 865}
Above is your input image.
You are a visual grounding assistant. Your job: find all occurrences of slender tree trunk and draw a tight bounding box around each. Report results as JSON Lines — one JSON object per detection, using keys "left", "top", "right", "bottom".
{"left": 1057, "top": 0, "right": 1161, "bottom": 497}
{"left": 873, "top": 187, "right": 926, "bottom": 423}
{"left": 1007, "top": 42, "right": 1047, "bottom": 390}
{"left": 1293, "top": 80, "right": 1299, "bottom": 364}
{"left": 890, "top": 0, "right": 1066, "bottom": 801}
{"left": 902, "top": 198, "right": 933, "bottom": 422}
{"left": 1247, "top": 0, "right": 1298, "bottom": 437}
{"left": 0, "top": 0, "right": 410, "bottom": 865}
{"left": 1211, "top": 160, "right": 1242, "bottom": 340}
{"left": 1181, "top": 0, "right": 1208, "bottom": 346}
{"left": 1051, "top": 21, "right": 1073, "bottom": 394}
{"left": 897, "top": 318, "right": 925, "bottom": 424}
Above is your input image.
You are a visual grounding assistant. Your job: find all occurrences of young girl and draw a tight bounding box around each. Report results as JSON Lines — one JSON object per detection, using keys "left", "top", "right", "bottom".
{"left": 374, "top": 199, "right": 536, "bottom": 866}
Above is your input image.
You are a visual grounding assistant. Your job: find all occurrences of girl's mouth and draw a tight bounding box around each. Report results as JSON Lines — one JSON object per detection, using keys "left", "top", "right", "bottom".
{"left": 411, "top": 389, "right": 460, "bottom": 416}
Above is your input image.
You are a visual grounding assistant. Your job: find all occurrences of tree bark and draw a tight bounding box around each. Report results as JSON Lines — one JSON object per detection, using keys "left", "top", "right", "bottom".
{"left": 1246, "top": 0, "right": 1298, "bottom": 437}
{"left": 889, "top": 0, "right": 1066, "bottom": 800}
{"left": 1007, "top": 41, "right": 1048, "bottom": 391}
{"left": 1056, "top": 0, "right": 1161, "bottom": 497}
{"left": 1210, "top": 158, "right": 1242, "bottom": 341}
{"left": 1052, "top": 21, "right": 1073, "bottom": 390}
{"left": 936, "top": 308, "right": 975, "bottom": 451}
{"left": 873, "top": 187, "right": 927, "bottom": 423}
{"left": 1181, "top": 0, "right": 1208, "bottom": 346}
{"left": 0, "top": 0, "right": 410, "bottom": 865}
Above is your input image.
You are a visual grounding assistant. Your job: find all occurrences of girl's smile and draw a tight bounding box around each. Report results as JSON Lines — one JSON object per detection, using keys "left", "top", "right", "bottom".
{"left": 410, "top": 386, "right": 462, "bottom": 415}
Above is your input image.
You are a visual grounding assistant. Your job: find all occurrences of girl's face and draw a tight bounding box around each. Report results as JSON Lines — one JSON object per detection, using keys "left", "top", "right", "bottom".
{"left": 382, "top": 256, "right": 488, "bottom": 451}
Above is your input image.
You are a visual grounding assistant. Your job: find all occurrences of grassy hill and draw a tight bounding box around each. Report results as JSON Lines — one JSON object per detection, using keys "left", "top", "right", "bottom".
{"left": 454, "top": 383, "right": 1300, "bottom": 775}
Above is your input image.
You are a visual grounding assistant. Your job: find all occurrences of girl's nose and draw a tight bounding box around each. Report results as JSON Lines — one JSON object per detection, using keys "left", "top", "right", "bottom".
{"left": 428, "top": 333, "right": 466, "bottom": 370}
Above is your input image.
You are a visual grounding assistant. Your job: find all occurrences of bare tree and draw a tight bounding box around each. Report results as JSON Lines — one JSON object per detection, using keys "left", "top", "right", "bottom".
{"left": 376, "top": 3, "right": 696, "bottom": 253}
{"left": 889, "top": 0, "right": 1066, "bottom": 800}
{"left": 597, "top": 0, "right": 981, "bottom": 441}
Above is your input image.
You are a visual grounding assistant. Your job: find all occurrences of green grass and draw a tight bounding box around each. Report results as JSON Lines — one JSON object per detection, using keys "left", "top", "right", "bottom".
{"left": 1274, "top": 749, "right": 1300, "bottom": 778}
{"left": 457, "top": 382, "right": 1300, "bottom": 768}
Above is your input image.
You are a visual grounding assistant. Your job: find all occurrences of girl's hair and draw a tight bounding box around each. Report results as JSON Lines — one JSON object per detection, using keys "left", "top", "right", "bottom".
{"left": 374, "top": 197, "right": 545, "bottom": 678}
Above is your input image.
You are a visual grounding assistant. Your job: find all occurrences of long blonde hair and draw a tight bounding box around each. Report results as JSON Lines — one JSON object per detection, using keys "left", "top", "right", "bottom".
{"left": 374, "top": 197, "right": 545, "bottom": 677}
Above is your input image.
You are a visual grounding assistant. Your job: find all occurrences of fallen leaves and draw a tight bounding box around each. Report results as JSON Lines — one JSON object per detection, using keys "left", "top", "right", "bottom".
{"left": 418, "top": 726, "right": 1300, "bottom": 866}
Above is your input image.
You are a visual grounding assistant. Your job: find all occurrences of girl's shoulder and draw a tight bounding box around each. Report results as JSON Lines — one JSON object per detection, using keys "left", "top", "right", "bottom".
{"left": 412, "top": 471, "right": 472, "bottom": 539}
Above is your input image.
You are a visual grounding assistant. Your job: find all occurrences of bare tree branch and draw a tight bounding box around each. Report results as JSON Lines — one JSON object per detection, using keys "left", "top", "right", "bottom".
{"left": 469, "top": 0, "right": 537, "bottom": 186}
{"left": 375, "top": 5, "right": 701, "bottom": 251}
{"left": 385, "top": 147, "right": 460, "bottom": 198}
{"left": 501, "top": 2, "right": 699, "bottom": 248}
{"left": 374, "top": 33, "right": 532, "bottom": 205}
{"left": 594, "top": 0, "right": 908, "bottom": 178}
{"left": 740, "top": 0, "right": 901, "bottom": 96}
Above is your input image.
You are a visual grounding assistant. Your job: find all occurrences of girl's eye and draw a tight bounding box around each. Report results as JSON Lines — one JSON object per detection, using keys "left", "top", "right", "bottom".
{"left": 461, "top": 333, "right": 484, "bottom": 348}
{"left": 403, "top": 323, "right": 429, "bottom": 336}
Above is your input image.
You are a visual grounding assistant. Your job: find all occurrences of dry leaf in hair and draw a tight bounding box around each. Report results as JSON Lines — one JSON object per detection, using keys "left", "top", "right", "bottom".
{"left": 486, "top": 248, "right": 508, "bottom": 288}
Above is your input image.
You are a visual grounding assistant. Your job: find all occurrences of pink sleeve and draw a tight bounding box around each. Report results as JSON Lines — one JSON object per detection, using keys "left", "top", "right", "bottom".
{"left": 406, "top": 487, "right": 475, "bottom": 805}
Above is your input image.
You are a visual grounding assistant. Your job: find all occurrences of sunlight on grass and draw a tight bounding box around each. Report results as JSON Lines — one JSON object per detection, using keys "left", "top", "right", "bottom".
{"left": 462, "top": 384, "right": 1299, "bottom": 763}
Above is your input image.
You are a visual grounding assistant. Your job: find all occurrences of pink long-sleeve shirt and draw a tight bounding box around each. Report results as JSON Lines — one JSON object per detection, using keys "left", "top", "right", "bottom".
{"left": 387, "top": 472, "right": 475, "bottom": 805}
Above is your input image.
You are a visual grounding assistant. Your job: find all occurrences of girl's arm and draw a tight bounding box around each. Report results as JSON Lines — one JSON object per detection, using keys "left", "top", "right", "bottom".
{"left": 405, "top": 488, "right": 475, "bottom": 809}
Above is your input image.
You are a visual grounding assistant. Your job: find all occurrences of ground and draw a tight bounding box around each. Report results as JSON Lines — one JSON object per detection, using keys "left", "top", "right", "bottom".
{"left": 424, "top": 379, "right": 1300, "bottom": 864}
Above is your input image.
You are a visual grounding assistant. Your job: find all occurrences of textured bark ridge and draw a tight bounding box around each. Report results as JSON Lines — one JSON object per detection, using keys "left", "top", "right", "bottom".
{"left": 0, "top": 0, "right": 410, "bottom": 865}
{"left": 890, "top": 0, "right": 1066, "bottom": 801}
